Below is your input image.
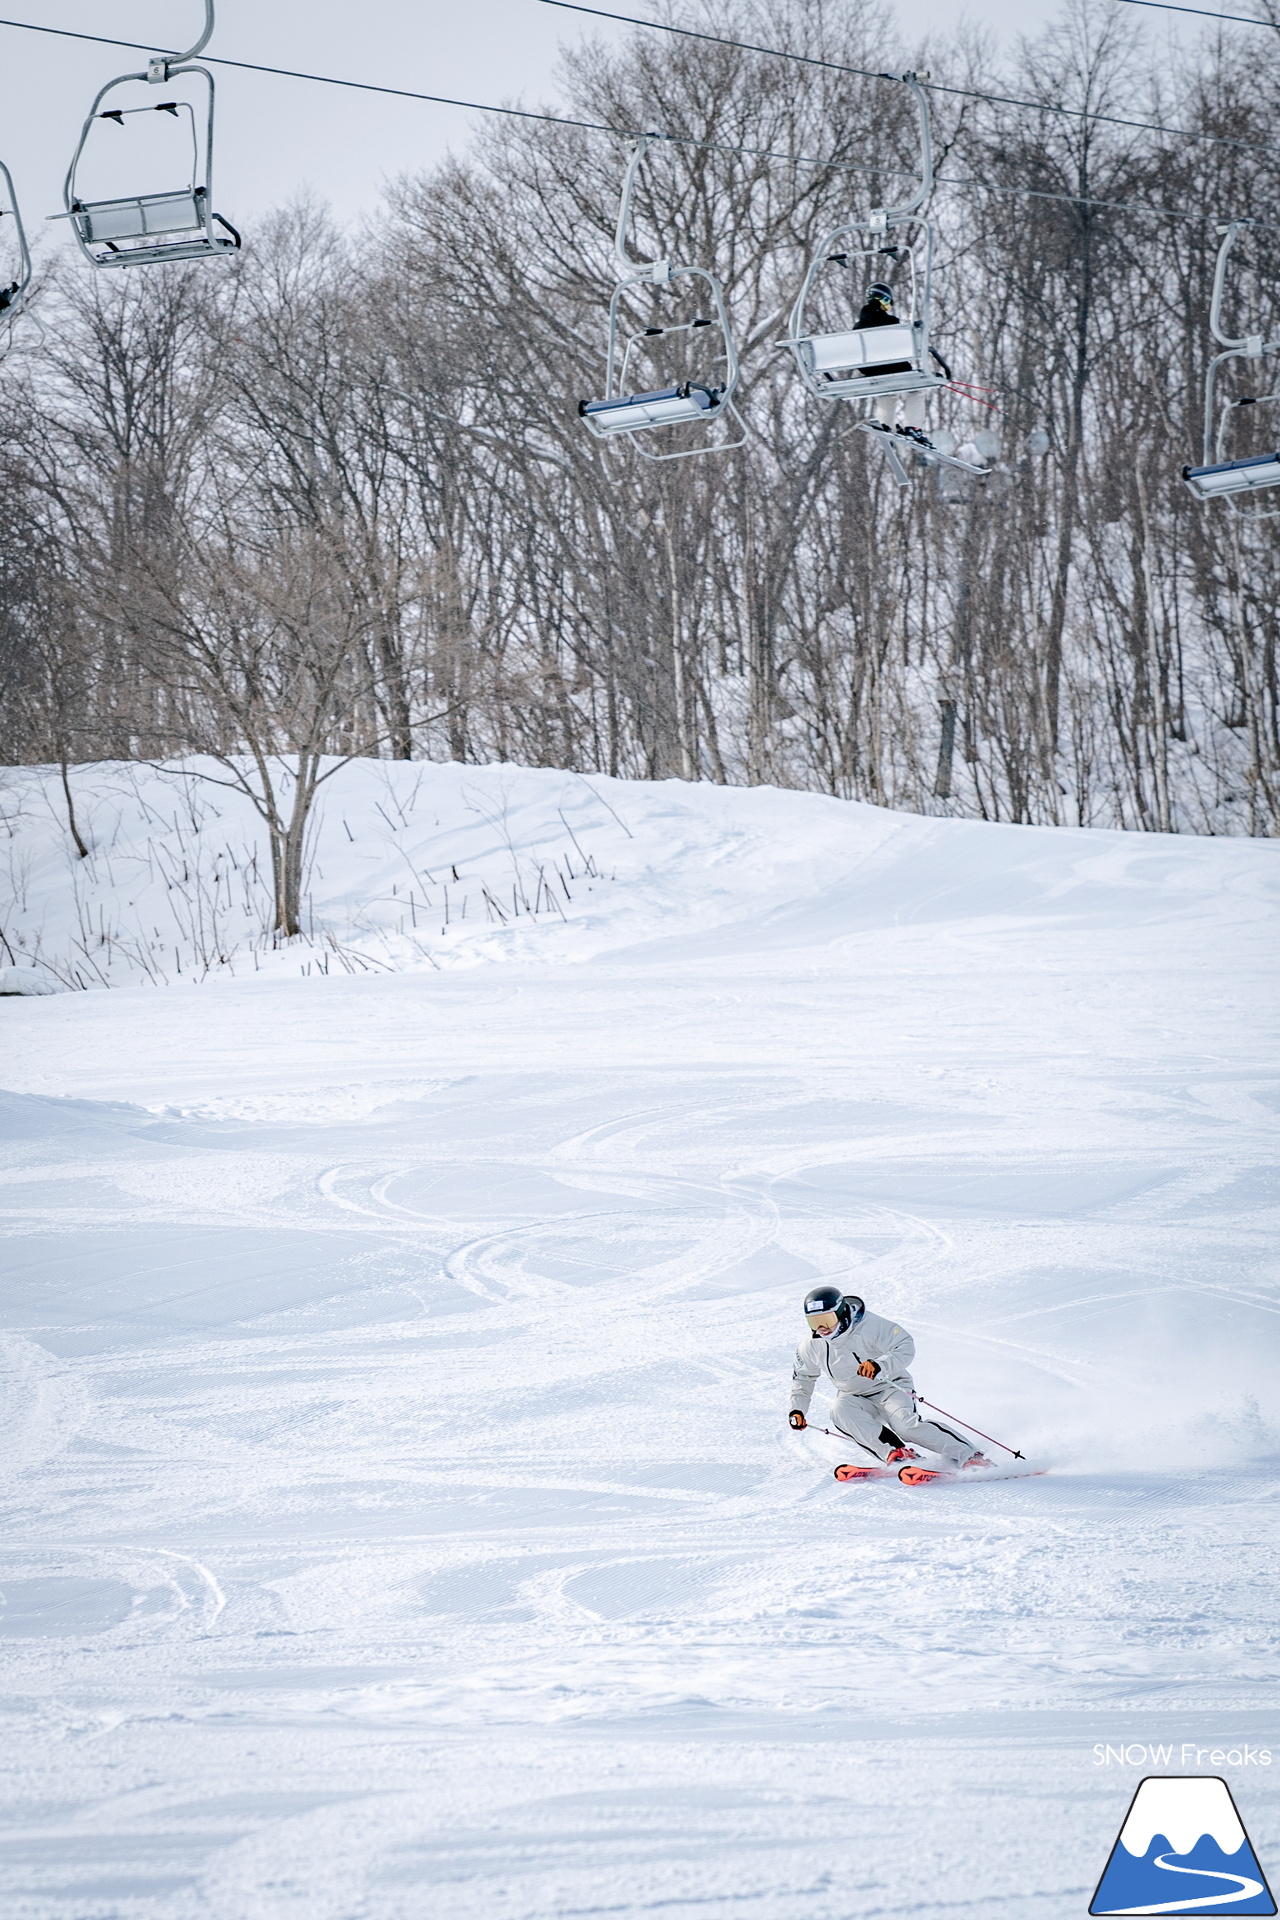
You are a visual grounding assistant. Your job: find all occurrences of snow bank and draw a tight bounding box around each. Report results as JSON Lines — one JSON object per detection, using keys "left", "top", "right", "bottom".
{"left": 3, "top": 753, "right": 1275, "bottom": 992}
{"left": 1, "top": 756, "right": 887, "bottom": 989}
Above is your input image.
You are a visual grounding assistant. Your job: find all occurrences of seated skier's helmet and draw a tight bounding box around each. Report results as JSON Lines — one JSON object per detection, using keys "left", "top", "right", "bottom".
{"left": 803, "top": 1286, "right": 866, "bottom": 1336}
{"left": 866, "top": 282, "right": 895, "bottom": 307}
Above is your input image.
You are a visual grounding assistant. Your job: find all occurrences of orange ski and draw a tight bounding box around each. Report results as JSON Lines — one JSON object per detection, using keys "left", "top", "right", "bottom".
{"left": 897, "top": 1462, "right": 1047, "bottom": 1486}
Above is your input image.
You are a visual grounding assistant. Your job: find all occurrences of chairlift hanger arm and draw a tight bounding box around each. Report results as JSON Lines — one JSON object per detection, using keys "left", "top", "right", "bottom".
{"left": 875, "top": 72, "right": 934, "bottom": 229}
{"left": 613, "top": 132, "right": 669, "bottom": 283}
{"left": 157, "top": 0, "right": 214, "bottom": 75}
{"left": 1208, "top": 218, "right": 1280, "bottom": 354}
{"left": 1209, "top": 219, "right": 1252, "bottom": 351}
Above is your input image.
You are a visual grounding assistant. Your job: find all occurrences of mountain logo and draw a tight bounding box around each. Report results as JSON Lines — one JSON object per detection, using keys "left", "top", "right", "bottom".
{"left": 1091, "top": 1776, "right": 1276, "bottom": 1915}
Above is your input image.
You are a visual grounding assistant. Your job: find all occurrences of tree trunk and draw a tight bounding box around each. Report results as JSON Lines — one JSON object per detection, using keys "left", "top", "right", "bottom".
{"left": 59, "top": 755, "right": 90, "bottom": 860}
{"left": 933, "top": 699, "right": 958, "bottom": 800}
{"left": 1135, "top": 468, "right": 1171, "bottom": 833}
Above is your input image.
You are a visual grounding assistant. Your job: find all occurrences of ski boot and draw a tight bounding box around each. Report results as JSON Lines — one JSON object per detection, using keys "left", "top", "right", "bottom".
{"left": 885, "top": 1447, "right": 919, "bottom": 1464}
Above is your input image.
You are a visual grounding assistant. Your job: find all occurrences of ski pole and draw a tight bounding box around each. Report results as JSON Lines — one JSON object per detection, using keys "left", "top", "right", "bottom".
{"left": 800, "top": 1423, "right": 882, "bottom": 1458}
{"left": 914, "top": 1395, "right": 1024, "bottom": 1459}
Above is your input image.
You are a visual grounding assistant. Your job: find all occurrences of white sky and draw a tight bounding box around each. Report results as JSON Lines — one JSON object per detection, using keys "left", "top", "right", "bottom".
{"left": 1, "top": 0, "right": 1212, "bottom": 244}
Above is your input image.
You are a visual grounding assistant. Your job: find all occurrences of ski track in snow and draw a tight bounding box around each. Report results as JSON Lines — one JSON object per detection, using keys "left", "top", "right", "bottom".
{"left": 1, "top": 761, "right": 1279, "bottom": 1918}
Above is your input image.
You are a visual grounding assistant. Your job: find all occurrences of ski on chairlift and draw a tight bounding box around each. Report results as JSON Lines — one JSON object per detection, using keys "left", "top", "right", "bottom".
{"left": 0, "top": 159, "right": 33, "bottom": 354}
{"left": 1183, "top": 218, "right": 1280, "bottom": 511}
{"left": 55, "top": 0, "right": 240, "bottom": 270}
{"left": 578, "top": 133, "right": 745, "bottom": 461}
{"left": 785, "top": 73, "right": 987, "bottom": 487}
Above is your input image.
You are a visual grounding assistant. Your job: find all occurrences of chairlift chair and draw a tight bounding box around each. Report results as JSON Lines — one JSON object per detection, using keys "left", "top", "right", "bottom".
{"left": 787, "top": 74, "right": 944, "bottom": 405}
{"left": 578, "top": 134, "right": 745, "bottom": 461}
{"left": 786, "top": 73, "right": 988, "bottom": 484}
{"left": 57, "top": 0, "right": 240, "bottom": 270}
{"left": 0, "top": 159, "right": 33, "bottom": 353}
{"left": 1183, "top": 219, "right": 1280, "bottom": 513}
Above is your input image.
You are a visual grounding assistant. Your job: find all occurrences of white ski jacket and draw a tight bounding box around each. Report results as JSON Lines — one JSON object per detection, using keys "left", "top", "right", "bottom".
{"left": 789, "top": 1308, "right": 915, "bottom": 1413}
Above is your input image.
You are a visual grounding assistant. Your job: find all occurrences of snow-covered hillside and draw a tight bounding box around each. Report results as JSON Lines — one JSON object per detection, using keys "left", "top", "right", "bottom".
{"left": 1, "top": 756, "right": 896, "bottom": 991}
{"left": 2, "top": 760, "right": 1278, "bottom": 1920}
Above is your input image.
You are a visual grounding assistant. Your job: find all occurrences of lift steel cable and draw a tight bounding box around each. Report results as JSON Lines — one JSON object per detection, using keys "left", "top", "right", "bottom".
{"left": 539, "top": 0, "right": 1280, "bottom": 160}
{"left": 0, "top": 13, "right": 926, "bottom": 194}
{"left": 1, "top": 13, "right": 1274, "bottom": 231}
{"left": 8, "top": 2, "right": 1276, "bottom": 157}
{"left": 1118, "top": 0, "right": 1280, "bottom": 25}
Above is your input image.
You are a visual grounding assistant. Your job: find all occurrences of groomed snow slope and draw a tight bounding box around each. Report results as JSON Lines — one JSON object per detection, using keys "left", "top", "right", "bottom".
{"left": 2, "top": 760, "right": 1278, "bottom": 1920}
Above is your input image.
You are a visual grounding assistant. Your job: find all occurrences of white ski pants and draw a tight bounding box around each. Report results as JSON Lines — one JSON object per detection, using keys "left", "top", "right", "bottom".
{"left": 874, "top": 389, "right": 927, "bottom": 430}
{"left": 831, "top": 1384, "right": 971, "bottom": 1463}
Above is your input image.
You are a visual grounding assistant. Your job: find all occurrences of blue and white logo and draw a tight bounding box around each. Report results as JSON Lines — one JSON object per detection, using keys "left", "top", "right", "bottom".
{"left": 1091, "top": 1777, "right": 1276, "bottom": 1915}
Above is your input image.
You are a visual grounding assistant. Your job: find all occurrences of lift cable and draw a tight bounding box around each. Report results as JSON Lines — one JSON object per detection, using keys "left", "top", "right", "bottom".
{"left": 0, "top": 13, "right": 1266, "bottom": 230}
{"left": 540, "top": 0, "right": 1280, "bottom": 157}
{"left": 0, "top": 15, "right": 626, "bottom": 140}
{"left": 1118, "top": 0, "right": 1280, "bottom": 26}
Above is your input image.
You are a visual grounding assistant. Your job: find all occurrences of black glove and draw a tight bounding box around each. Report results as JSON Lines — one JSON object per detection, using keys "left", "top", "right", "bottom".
{"left": 789, "top": 1410, "right": 807, "bottom": 1430}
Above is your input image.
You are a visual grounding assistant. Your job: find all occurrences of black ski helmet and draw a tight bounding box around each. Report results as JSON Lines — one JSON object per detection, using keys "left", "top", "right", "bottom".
{"left": 803, "top": 1285, "right": 866, "bottom": 1336}
{"left": 866, "top": 281, "right": 894, "bottom": 307}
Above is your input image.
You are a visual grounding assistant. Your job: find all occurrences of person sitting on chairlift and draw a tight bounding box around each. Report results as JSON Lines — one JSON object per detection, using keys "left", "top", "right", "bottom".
{"left": 855, "top": 282, "right": 932, "bottom": 449}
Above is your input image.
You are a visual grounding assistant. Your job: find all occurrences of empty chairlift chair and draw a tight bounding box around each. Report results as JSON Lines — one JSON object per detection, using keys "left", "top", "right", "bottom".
{"left": 1183, "top": 219, "right": 1280, "bottom": 510}
{"left": 58, "top": 0, "right": 240, "bottom": 270}
{"left": 578, "top": 134, "right": 744, "bottom": 461}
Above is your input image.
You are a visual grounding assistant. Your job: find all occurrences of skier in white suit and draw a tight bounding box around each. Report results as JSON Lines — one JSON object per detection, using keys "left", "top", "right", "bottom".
{"left": 787, "top": 1285, "right": 987, "bottom": 1467}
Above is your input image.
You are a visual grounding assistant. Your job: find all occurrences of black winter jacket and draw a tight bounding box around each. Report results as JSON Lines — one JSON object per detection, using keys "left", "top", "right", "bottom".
{"left": 854, "top": 300, "right": 911, "bottom": 374}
